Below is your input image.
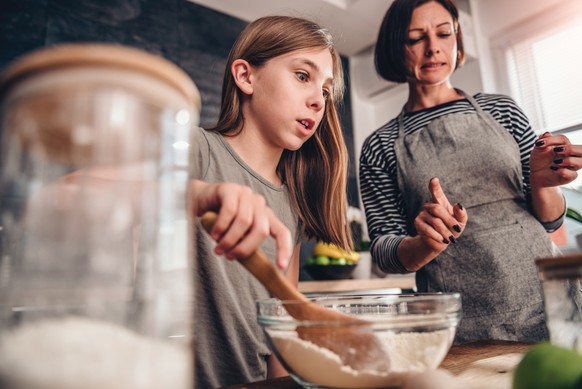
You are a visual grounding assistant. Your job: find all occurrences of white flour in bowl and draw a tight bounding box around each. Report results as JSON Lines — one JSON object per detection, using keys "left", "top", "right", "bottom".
{"left": 0, "top": 316, "right": 192, "bottom": 389}
{"left": 270, "top": 328, "right": 454, "bottom": 388}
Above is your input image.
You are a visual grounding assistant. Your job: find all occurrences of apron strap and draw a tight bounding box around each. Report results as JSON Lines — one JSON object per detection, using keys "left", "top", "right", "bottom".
{"left": 397, "top": 107, "right": 407, "bottom": 136}
{"left": 397, "top": 89, "right": 489, "bottom": 136}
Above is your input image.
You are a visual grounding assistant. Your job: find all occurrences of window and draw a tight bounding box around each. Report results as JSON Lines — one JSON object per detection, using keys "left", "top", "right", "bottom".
{"left": 498, "top": 6, "right": 582, "bottom": 189}
{"left": 505, "top": 22, "right": 582, "bottom": 135}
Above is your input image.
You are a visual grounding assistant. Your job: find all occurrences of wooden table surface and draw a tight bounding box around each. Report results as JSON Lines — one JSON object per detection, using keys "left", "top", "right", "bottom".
{"left": 298, "top": 275, "right": 416, "bottom": 294}
{"left": 220, "top": 340, "right": 531, "bottom": 389}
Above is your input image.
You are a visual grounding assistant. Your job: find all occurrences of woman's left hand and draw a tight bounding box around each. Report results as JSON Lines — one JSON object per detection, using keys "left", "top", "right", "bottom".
{"left": 530, "top": 132, "right": 582, "bottom": 188}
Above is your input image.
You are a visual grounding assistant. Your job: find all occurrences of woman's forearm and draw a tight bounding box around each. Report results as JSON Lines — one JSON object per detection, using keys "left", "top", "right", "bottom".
{"left": 530, "top": 185, "right": 565, "bottom": 223}
{"left": 396, "top": 235, "right": 440, "bottom": 272}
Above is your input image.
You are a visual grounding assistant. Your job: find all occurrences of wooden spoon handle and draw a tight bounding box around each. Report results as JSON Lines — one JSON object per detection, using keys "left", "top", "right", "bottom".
{"left": 200, "top": 212, "right": 306, "bottom": 302}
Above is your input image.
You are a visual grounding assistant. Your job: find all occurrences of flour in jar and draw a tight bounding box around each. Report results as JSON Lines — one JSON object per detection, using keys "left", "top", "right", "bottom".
{"left": 270, "top": 328, "right": 454, "bottom": 388}
{"left": 0, "top": 316, "right": 192, "bottom": 389}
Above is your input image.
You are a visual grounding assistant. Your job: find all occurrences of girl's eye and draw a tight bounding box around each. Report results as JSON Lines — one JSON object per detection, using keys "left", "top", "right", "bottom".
{"left": 296, "top": 72, "right": 309, "bottom": 82}
{"left": 322, "top": 89, "right": 330, "bottom": 100}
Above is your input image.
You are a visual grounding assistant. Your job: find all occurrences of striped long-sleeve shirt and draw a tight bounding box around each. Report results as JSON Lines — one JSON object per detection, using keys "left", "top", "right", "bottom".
{"left": 359, "top": 93, "right": 563, "bottom": 274}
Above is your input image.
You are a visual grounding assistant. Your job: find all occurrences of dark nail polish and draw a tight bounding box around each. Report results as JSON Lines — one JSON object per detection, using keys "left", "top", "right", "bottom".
{"left": 554, "top": 146, "right": 565, "bottom": 152}
{"left": 453, "top": 224, "right": 461, "bottom": 233}
{"left": 535, "top": 140, "right": 545, "bottom": 147}
{"left": 449, "top": 235, "right": 456, "bottom": 244}
{"left": 550, "top": 166, "right": 559, "bottom": 171}
{"left": 458, "top": 203, "right": 464, "bottom": 210}
{"left": 554, "top": 159, "right": 563, "bottom": 164}
{"left": 442, "top": 238, "right": 449, "bottom": 244}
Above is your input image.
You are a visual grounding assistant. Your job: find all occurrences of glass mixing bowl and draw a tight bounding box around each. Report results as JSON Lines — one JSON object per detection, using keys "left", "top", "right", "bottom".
{"left": 257, "top": 293, "right": 461, "bottom": 389}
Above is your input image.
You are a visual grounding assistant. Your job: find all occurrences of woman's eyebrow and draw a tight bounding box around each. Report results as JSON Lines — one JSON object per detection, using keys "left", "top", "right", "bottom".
{"left": 409, "top": 21, "right": 453, "bottom": 33}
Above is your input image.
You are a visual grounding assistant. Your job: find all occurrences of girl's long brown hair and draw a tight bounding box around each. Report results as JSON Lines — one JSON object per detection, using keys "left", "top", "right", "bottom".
{"left": 208, "top": 16, "right": 352, "bottom": 250}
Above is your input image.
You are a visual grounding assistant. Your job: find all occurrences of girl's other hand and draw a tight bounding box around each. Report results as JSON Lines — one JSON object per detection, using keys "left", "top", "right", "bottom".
{"left": 531, "top": 132, "right": 582, "bottom": 188}
{"left": 190, "top": 180, "right": 292, "bottom": 269}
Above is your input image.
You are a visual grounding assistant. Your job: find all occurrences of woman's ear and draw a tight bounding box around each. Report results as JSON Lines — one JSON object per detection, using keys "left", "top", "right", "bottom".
{"left": 231, "top": 59, "right": 254, "bottom": 95}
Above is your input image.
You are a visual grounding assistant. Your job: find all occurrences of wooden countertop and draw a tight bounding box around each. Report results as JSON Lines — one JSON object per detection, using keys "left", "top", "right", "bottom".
{"left": 298, "top": 274, "right": 416, "bottom": 294}
{"left": 220, "top": 340, "right": 531, "bottom": 389}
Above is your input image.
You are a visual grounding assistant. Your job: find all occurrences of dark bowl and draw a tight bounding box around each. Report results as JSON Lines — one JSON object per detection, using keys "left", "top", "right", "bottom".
{"left": 304, "top": 264, "right": 357, "bottom": 280}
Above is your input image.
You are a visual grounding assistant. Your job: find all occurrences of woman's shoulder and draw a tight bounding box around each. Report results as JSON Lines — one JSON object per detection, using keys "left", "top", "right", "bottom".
{"left": 474, "top": 92, "right": 521, "bottom": 110}
{"left": 362, "top": 118, "right": 399, "bottom": 151}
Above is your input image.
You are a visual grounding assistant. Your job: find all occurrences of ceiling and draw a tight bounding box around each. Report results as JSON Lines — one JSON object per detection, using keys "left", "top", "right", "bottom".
{"left": 187, "top": 0, "right": 392, "bottom": 57}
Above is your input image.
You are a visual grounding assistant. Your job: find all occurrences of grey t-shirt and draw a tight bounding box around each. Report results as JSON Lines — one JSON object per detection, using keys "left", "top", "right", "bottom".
{"left": 189, "top": 127, "right": 299, "bottom": 389}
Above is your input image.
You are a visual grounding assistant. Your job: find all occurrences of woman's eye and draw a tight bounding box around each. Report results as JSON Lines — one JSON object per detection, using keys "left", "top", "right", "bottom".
{"left": 438, "top": 32, "right": 452, "bottom": 38}
{"left": 407, "top": 37, "right": 423, "bottom": 45}
{"left": 296, "top": 72, "right": 309, "bottom": 82}
{"left": 322, "top": 89, "right": 330, "bottom": 100}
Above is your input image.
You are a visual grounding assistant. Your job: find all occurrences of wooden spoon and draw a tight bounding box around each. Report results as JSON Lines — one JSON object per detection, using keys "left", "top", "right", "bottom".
{"left": 200, "top": 212, "right": 390, "bottom": 372}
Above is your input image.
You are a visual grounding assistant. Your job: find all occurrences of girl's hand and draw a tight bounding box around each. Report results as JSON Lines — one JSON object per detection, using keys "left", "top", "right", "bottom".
{"left": 530, "top": 132, "right": 582, "bottom": 188}
{"left": 189, "top": 180, "right": 293, "bottom": 269}
{"left": 413, "top": 177, "right": 467, "bottom": 257}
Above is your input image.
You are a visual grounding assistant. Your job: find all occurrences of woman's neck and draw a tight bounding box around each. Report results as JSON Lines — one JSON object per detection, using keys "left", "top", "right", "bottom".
{"left": 405, "top": 83, "right": 463, "bottom": 112}
{"left": 224, "top": 128, "right": 283, "bottom": 186}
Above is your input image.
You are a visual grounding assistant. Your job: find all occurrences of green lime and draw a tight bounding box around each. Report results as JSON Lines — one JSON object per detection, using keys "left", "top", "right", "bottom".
{"left": 305, "top": 256, "right": 316, "bottom": 265}
{"left": 314, "top": 255, "right": 330, "bottom": 265}
{"left": 513, "top": 343, "right": 582, "bottom": 389}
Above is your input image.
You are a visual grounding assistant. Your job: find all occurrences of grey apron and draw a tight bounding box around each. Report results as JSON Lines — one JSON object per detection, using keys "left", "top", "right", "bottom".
{"left": 394, "top": 91, "right": 552, "bottom": 343}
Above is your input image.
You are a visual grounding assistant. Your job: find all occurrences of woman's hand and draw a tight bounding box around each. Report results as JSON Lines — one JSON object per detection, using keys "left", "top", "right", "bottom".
{"left": 189, "top": 179, "right": 293, "bottom": 269}
{"left": 530, "top": 132, "right": 582, "bottom": 188}
{"left": 398, "top": 177, "right": 467, "bottom": 271}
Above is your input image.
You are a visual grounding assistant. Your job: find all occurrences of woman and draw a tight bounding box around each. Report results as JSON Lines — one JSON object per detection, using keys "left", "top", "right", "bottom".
{"left": 359, "top": 0, "right": 579, "bottom": 343}
{"left": 189, "top": 16, "right": 352, "bottom": 388}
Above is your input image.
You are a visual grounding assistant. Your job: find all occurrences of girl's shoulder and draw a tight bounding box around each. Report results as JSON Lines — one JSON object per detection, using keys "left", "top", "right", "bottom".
{"left": 192, "top": 126, "right": 217, "bottom": 144}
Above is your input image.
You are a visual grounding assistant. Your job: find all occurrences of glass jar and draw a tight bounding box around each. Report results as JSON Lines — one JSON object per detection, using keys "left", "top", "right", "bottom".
{"left": 0, "top": 44, "right": 200, "bottom": 388}
{"left": 536, "top": 255, "right": 582, "bottom": 353}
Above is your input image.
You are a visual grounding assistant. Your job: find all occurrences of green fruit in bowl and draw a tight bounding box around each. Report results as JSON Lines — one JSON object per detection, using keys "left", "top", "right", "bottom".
{"left": 314, "top": 255, "right": 330, "bottom": 266}
{"left": 329, "top": 257, "right": 347, "bottom": 265}
{"left": 513, "top": 343, "right": 582, "bottom": 389}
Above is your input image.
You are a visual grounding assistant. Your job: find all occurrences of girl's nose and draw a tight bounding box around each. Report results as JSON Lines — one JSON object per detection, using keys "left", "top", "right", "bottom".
{"left": 309, "top": 91, "right": 325, "bottom": 112}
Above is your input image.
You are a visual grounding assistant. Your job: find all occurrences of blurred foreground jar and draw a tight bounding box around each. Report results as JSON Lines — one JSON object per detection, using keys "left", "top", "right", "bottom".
{"left": 536, "top": 255, "right": 582, "bottom": 353}
{"left": 0, "top": 44, "right": 201, "bottom": 388}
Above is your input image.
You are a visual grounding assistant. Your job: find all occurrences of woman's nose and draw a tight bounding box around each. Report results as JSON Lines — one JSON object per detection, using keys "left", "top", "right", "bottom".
{"left": 425, "top": 36, "right": 440, "bottom": 56}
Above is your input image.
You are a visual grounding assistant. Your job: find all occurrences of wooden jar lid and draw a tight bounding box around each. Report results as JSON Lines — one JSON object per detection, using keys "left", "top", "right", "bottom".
{"left": 536, "top": 254, "right": 582, "bottom": 280}
{"left": 0, "top": 43, "right": 201, "bottom": 111}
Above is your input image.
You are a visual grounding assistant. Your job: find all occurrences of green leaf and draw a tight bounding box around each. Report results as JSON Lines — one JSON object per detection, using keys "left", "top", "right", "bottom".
{"left": 566, "top": 208, "right": 582, "bottom": 224}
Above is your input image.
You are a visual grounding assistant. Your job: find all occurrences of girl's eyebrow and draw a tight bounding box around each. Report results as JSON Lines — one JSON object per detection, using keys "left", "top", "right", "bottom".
{"left": 409, "top": 21, "right": 452, "bottom": 33}
{"left": 294, "top": 57, "right": 334, "bottom": 83}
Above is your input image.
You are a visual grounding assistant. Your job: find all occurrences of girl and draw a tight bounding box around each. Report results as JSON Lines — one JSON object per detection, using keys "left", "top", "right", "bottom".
{"left": 189, "top": 16, "right": 352, "bottom": 388}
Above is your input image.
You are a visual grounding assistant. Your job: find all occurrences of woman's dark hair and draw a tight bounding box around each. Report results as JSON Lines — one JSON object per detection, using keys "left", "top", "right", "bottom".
{"left": 374, "top": 0, "right": 465, "bottom": 83}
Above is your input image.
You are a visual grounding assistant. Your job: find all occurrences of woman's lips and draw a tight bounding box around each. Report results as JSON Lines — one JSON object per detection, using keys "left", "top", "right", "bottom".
{"left": 422, "top": 62, "right": 445, "bottom": 69}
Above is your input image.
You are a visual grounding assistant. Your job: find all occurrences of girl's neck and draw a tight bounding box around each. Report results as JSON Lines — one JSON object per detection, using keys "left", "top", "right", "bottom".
{"left": 224, "top": 128, "right": 283, "bottom": 186}
{"left": 405, "top": 83, "right": 463, "bottom": 112}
